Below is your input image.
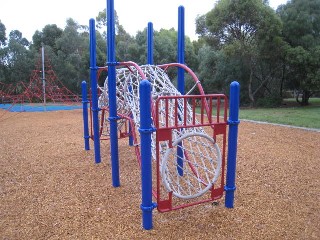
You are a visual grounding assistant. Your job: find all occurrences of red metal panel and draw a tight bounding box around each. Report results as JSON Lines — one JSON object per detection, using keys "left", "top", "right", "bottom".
{"left": 155, "top": 94, "right": 228, "bottom": 211}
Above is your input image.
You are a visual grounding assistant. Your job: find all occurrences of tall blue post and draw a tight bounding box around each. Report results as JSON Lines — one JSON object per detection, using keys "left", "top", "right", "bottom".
{"left": 128, "top": 117, "right": 134, "bottom": 146}
{"left": 147, "top": 22, "right": 153, "bottom": 65}
{"left": 107, "top": 0, "right": 120, "bottom": 187}
{"left": 89, "top": 19, "right": 101, "bottom": 164}
{"left": 177, "top": 6, "right": 185, "bottom": 176}
{"left": 139, "top": 80, "right": 156, "bottom": 230}
{"left": 225, "top": 81, "right": 240, "bottom": 208}
{"left": 177, "top": 5, "right": 185, "bottom": 93}
{"left": 82, "top": 80, "right": 90, "bottom": 151}
{"left": 128, "top": 84, "right": 134, "bottom": 146}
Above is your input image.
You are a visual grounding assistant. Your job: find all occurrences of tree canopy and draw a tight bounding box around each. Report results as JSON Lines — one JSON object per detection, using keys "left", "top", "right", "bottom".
{"left": 196, "top": 0, "right": 284, "bottom": 105}
{"left": 277, "top": 0, "right": 320, "bottom": 105}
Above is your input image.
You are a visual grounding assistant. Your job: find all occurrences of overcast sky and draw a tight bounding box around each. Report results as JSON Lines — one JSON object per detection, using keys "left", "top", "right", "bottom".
{"left": 1, "top": 0, "right": 288, "bottom": 42}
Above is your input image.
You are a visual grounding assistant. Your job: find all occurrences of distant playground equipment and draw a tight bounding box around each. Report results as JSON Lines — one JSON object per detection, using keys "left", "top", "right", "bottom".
{"left": 0, "top": 46, "right": 80, "bottom": 113}
{"left": 82, "top": 0, "right": 240, "bottom": 230}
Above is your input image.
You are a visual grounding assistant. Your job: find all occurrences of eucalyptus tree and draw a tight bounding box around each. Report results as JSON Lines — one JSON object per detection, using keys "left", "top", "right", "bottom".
{"left": 196, "top": 0, "right": 283, "bottom": 105}
{"left": 53, "top": 18, "right": 88, "bottom": 92}
{"left": 32, "top": 24, "right": 63, "bottom": 53}
{"left": 3, "top": 30, "right": 32, "bottom": 85}
{"left": 0, "top": 21, "right": 7, "bottom": 82}
{"left": 277, "top": 0, "right": 320, "bottom": 105}
{"left": 96, "top": 8, "right": 138, "bottom": 63}
{"left": 0, "top": 20, "right": 6, "bottom": 47}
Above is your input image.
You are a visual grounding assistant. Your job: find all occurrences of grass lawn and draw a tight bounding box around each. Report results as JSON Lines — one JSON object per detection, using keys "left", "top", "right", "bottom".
{"left": 239, "top": 98, "right": 320, "bottom": 129}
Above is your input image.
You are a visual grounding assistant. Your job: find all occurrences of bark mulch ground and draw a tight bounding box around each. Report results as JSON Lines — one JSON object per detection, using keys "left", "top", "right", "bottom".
{"left": 0, "top": 109, "right": 319, "bottom": 239}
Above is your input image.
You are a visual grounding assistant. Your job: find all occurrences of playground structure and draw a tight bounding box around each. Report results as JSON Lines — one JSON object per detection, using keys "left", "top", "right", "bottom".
{"left": 0, "top": 46, "right": 80, "bottom": 111}
{"left": 82, "top": 0, "right": 240, "bottom": 230}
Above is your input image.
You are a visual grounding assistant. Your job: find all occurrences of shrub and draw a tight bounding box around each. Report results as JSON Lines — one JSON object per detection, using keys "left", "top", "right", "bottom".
{"left": 256, "top": 96, "right": 282, "bottom": 107}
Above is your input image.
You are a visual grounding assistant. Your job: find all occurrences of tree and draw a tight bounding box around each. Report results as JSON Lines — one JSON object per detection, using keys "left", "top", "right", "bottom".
{"left": 116, "top": 25, "right": 136, "bottom": 62}
{"left": 2, "top": 30, "right": 33, "bottom": 84}
{"left": 0, "top": 20, "right": 6, "bottom": 47}
{"left": 96, "top": 8, "right": 121, "bottom": 36}
{"left": 32, "top": 24, "right": 63, "bottom": 52}
{"left": 54, "top": 18, "right": 88, "bottom": 92}
{"left": 278, "top": 0, "right": 320, "bottom": 49}
{"left": 196, "top": 0, "right": 283, "bottom": 106}
{"left": 0, "top": 21, "right": 7, "bottom": 82}
{"left": 277, "top": 0, "right": 320, "bottom": 105}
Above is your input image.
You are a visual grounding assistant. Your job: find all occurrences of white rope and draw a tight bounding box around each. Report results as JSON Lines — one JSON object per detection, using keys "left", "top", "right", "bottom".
{"left": 161, "top": 132, "right": 221, "bottom": 199}
{"left": 98, "top": 65, "right": 222, "bottom": 199}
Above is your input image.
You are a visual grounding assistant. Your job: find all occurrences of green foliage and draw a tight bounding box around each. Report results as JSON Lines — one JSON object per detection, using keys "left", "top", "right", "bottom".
{"left": 0, "top": 20, "right": 6, "bottom": 47}
{"left": 53, "top": 19, "right": 89, "bottom": 93}
{"left": 0, "top": 29, "right": 32, "bottom": 85}
{"left": 196, "top": 0, "right": 283, "bottom": 106}
{"left": 0, "top": 21, "right": 7, "bottom": 83}
{"left": 198, "top": 0, "right": 282, "bottom": 48}
{"left": 154, "top": 28, "right": 177, "bottom": 64}
{"left": 277, "top": 0, "right": 320, "bottom": 49}
{"left": 256, "top": 95, "right": 282, "bottom": 107}
{"left": 278, "top": 0, "right": 320, "bottom": 105}
{"left": 32, "top": 24, "right": 63, "bottom": 52}
{"left": 116, "top": 25, "right": 136, "bottom": 62}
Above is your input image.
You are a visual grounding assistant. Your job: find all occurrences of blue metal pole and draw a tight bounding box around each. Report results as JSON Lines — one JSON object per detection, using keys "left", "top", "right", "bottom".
{"left": 139, "top": 80, "right": 156, "bottom": 230}
{"left": 177, "top": 5, "right": 185, "bottom": 94}
{"left": 128, "top": 116, "right": 134, "bottom": 146}
{"left": 177, "top": 6, "right": 185, "bottom": 176}
{"left": 128, "top": 83, "right": 134, "bottom": 146}
{"left": 107, "top": 0, "right": 120, "bottom": 187}
{"left": 81, "top": 80, "right": 90, "bottom": 151}
{"left": 89, "top": 18, "right": 101, "bottom": 164}
{"left": 147, "top": 22, "right": 153, "bottom": 65}
{"left": 225, "top": 81, "right": 240, "bottom": 208}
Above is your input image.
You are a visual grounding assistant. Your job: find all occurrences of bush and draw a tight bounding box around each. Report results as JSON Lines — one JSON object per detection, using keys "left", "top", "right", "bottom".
{"left": 256, "top": 96, "right": 282, "bottom": 107}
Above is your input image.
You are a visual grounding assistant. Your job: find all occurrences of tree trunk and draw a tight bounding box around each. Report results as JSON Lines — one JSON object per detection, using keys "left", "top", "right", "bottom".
{"left": 301, "top": 90, "right": 311, "bottom": 106}
{"left": 296, "top": 90, "right": 312, "bottom": 106}
{"left": 248, "top": 65, "right": 255, "bottom": 107}
{"left": 280, "top": 62, "right": 285, "bottom": 98}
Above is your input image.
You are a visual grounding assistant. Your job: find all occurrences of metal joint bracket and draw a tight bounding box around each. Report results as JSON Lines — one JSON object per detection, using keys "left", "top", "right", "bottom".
{"left": 138, "top": 127, "right": 157, "bottom": 134}
{"left": 89, "top": 66, "right": 98, "bottom": 70}
{"left": 140, "top": 202, "right": 157, "bottom": 212}
{"left": 107, "top": 61, "right": 119, "bottom": 66}
{"left": 91, "top": 107, "right": 100, "bottom": 113}
{"left": 82, "top": 100, "right": 90, "bottom": 104}
{"left": 224, "top": 185, "right": 236, "bottom": 192}
{"left": 108, "top": 116, "right": 121, "bottom": 121}
{"left": 227, "top": 120, "right": 240, "bottom": 125}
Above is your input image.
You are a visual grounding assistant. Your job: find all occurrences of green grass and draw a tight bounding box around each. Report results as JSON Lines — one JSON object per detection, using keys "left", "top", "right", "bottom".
{"left": 239, "top": 98, "right": 320, "bottom": 129}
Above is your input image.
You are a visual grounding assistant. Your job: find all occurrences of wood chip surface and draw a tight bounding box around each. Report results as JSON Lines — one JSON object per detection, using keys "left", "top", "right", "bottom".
{"left": 0, "top": 109, "right": 319, "bottom": 239}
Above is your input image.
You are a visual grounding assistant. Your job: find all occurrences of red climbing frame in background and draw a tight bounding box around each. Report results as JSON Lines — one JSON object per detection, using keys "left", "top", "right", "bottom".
{"left": 0, "top": 50, "right": 80, "bottom": 106}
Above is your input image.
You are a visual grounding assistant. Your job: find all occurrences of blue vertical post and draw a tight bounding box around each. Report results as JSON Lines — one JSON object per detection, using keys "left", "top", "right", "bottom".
{"left": 139, "top": 80, "right": 156, "bottom": 230}
{"left": 128, "top": 85, "right": 134, "bottom": 146}
{"left": 177, "top": 5, "right": 185, "bottom": 93}
{"left": 128, "top": 117, "right": 134, "bottom": 146}
{"left": 225, "top": 81, "right": 240, "bottom": 208}
{"left": 107, "top": 0, "right": 120, "bottom": 187}
{"left": 134, "top": 21, "right": 153, "bottom": 148}
{"left": 177, "top": 6, "right": 185, "bottom": 176}
{"left": 89, "top": 19, "right": 101, "bottom": 164}
{"left": 81, "top": 80, "right": 90, "bottom": 151}
{"left": 147, "top": 22, "right": 153, "bottom": 65}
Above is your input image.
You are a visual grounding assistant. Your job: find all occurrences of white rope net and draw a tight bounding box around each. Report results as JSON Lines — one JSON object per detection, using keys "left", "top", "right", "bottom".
{"left": 98, "top": 64, "right": 222, "bottom": 199}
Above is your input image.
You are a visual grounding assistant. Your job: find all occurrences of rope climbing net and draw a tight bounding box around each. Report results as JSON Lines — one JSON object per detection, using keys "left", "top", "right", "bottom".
{"left": 98, "top": 64, "right": 222, "bottom": 200}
